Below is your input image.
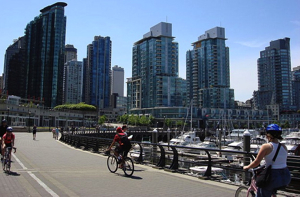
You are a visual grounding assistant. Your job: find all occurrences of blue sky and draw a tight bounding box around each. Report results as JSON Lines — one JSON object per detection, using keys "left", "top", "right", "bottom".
{"left": 1, "top": 0, "right": 299, "bottom": 102}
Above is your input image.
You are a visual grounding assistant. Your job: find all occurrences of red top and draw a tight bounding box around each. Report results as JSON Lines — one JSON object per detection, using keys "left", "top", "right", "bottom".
{"left": 3, "top": 133, "right": 15, "bottom": 144}
{"left": 114, "top": 132, "right": 125, "bottom": 145}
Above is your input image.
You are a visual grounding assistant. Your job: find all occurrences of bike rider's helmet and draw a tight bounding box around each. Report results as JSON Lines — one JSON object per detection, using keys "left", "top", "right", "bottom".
{"left": 116, "top": 127, "right": 123, "bottom": 133}
{"left": 6, "top": 127, "right": 13, "bottom": 132}
{"left": 2, "top": 119, "right": 7, "bottom": 123}
{"left": 266, "top": 124, "right": 283, "bottom": 140}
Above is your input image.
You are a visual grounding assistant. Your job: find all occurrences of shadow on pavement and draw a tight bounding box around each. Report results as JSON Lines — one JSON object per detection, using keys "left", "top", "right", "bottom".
{"left": 126, "top": 175, "right": 142, "bottom": 180}
{"left": 5, "top": 171, "right": 20, "bottom": 176}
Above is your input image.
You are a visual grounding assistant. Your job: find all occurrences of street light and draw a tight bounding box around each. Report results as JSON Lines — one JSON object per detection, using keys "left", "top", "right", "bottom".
{"left": 28, "top": 111, "right": 31, "bottom": 133}
{"left": 49, "top": 113, "right": 51, "bottom": 132}
{"left": 163, "top": 116, "right": 166, "bottom": 131}
{"left": 7, "top": 107, "right": 10, "bottom": 125}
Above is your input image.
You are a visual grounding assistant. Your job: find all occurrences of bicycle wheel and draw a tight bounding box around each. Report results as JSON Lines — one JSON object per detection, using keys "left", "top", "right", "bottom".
{"left": 2, "top": 155, "right": 6, "bottom": 171}
{"left": 235, "top": 186, "right": 254, "bottom": 197}
{"left": 123, "top": 157, "right": 134, "bottom": 177}
{"left": 107, "top": 155, "right": 118, "bottom": 173}
{"left": 6, "top": 156, "right": 11, "bottom": 173}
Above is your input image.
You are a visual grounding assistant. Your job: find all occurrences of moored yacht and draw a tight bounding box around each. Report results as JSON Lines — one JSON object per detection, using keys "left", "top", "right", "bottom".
{"left": 281, "top": 131, "right": 300, "bottom": 156}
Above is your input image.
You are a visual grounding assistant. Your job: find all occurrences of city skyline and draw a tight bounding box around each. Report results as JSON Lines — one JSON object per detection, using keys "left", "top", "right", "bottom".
{"left": 1, "top": 0, "right": 299, "bottom": 102}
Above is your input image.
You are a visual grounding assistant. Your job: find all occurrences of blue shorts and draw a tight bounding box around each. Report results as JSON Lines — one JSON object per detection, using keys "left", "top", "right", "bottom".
{"left": 256, "top": 167, "right": 291, "bottom": 197}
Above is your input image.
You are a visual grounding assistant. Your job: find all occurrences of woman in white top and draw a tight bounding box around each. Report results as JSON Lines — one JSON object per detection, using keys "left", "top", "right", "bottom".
{"left": 243, "top": 124, "right": 291, "bottom": 197}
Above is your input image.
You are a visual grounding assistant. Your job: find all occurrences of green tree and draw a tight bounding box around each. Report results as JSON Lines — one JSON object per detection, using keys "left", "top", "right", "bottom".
{"left": 98, "top": 115, "right": 106, "bottom": 125}
{"left": 283, "top": 120, "right": 290, "bottom": 128}
{"left": 128, "top": 115, "right": 139, "bottom": 126}
{"left": 139, "top": 116, "right": 149, "bottom": 126}
{"left": 176, "top": 120, "right": 184, "bottom": 128}
{"left": 165, "top": 119, "right": 172, "bottom": 127}
{"left": 54, "top": 102, "right": 96, "bottom": 111}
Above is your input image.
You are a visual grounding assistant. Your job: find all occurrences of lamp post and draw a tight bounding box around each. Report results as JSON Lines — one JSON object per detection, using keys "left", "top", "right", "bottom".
{"left": 49, "top": 114, "right": 51, "bottom": 132}
{"left": 28, "top": 111, "right": 31, "bottom": 133}
{"left": 163, "top": 116, "right": 166, "bottom": 131}
{"left": 7, "top": 107, "right": 10, "bottom": 125}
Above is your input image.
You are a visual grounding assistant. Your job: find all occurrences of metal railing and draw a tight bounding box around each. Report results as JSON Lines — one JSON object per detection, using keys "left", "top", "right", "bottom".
{"left": 59, "top": 132, "right": 300, "bottom": 194}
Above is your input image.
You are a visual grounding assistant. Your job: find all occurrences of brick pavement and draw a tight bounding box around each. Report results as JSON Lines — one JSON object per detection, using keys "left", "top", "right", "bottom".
{"left": 0, "top": 132, "right": 248, "bottom": 197}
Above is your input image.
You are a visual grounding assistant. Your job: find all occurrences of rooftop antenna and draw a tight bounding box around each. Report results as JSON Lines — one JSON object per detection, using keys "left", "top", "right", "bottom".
{"left": 166, "top": 16, "right": 168, "bottom": 23}
{"left": 220, "top": 22, "right": 222, "bottom": 27}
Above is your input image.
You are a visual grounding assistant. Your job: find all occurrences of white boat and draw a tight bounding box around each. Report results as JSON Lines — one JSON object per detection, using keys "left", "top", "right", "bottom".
{"left": 187, "top": 166, "right": 228, "bottom": 180}
{"left": 188, "top": 141, "right": 218, "bottom": 155}
{"left": 281, "top": 132, "right": 300, "bottom": 156}
{"left": 222, "top": 141, "right": 243, "bottom": 160}
{"left": 168, "top": 131, "right": 201, "bottom": 146}
{"left": 229, "top": 129, "right": 258, "bottom": 140}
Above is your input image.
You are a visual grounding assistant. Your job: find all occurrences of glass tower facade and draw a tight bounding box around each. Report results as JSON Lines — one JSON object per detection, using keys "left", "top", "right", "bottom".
{"left": 255, "top": 38, "right": 294, "bottom": 111}
{"left": 3, "top": 37, "right": 26, "bottom": 98}
{"left": 292, "top": 66, "right": 300, "bottom": 110}
{"left": 186, "top": 27, "right": 235, "bottom": 109}
{"left": 24, "top": 2, "right": 67, "bottom": 108}
{"left": 127, "top": 22, "right": 182, "bottom": 110}
{"left": 83, "top": 36, "right": 111, "bottom": 108}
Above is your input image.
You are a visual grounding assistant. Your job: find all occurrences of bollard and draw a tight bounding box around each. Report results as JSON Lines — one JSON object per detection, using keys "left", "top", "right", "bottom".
{"left": 152, "top": 129, "right": 158, "bottom": 163}
{"left": 167, "top": 128, "right": 170, "bottom": 150}
{"left": 242, "top": 130, "right": 251, "bottom": 184}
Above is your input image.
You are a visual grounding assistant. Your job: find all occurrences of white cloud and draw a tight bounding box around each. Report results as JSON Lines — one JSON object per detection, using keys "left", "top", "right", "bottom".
{"left": 235, "top": 40, "right": 267, "bottom": 48}
{"left": 290, "top": 20, "right": 300, "bottom": 26}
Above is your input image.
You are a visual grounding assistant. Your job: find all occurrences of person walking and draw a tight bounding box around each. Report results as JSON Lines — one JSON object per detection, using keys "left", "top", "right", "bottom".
{"left": 52, "top": 127, "right": 56, "bottom": 139}
{"left": 32, "top": 125, "right": 37, "bottom": 140}
{"left": 243, "top": 124, "right": 291, "bottom": 197}
{"left": 55, "top": 127, "right": 59, "bottom": 140}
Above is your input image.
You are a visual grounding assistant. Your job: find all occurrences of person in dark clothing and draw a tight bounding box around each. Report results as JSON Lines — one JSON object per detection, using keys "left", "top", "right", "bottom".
{"left": 0, "top": 119, "right": 8, "bottom": 138}
{"left": 71, "top": 126, "right": 75, "bottom": 135}
{"left": 0, "top": 119, "right": 8, "bottom": 158}
{"left": 32, "top": 125, "right": 37, "bottom": 140}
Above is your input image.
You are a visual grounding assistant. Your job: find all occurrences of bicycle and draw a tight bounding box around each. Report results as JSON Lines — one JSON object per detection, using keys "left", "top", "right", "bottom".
{"left": 2, "top": 147, "right": 16, "bottom": 173}
{"left": 107, "top": 150, "right": 134, "bottom": 177}
{"left": 235, "top": 168, "right": 286, "bottom": 197}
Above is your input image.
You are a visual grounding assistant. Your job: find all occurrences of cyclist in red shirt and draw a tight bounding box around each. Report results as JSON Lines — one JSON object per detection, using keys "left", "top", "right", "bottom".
{"left": 107, "top": 127, "right": 126, "bottom": 156}
{"left": 1, "top": 127, "right": 15, "bottom": 162}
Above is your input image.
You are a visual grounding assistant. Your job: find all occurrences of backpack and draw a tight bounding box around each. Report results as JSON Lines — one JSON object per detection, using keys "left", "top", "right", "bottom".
{"left": 118, "top": 133, "right": 132, "bottom": 150}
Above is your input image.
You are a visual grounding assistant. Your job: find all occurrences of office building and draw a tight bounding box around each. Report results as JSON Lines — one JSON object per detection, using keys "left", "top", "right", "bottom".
{"left": 292, "top": 66, "right": 300, "bottom": 110}
{"left": 186, "top": 27, "right": 235, "bottom": 109}
{"left": 65, "top": 44, "right": 77, "bottom": 63}
{"left": 3, "top": 37, "right": 26, "bottom": 98}
{"left": 127, "top": 22, "right": 181, "bottom": 110}
{"left": 24, "top": 2, "right": 67, "bottom": 107}
{"left": 82, "top": 36, "right": 111, "bottom": 108}
{"left": 63, "top": 60, "right": 82, "bottom": 104}
{"left": 254, "top": 38, "right": 294, "bottom": 113}
{"left": 111, "top": 65, "right": 124, "bottom": 97}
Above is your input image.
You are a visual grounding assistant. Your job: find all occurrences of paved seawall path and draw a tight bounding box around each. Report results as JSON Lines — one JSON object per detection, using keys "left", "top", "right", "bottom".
{"left": 0, "top": 132, "right": 239, "bottom": 197}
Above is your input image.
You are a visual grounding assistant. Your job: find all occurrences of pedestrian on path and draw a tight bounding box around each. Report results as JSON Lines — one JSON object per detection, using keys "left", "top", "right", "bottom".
{"left": 55, "top": 127, "right": 59, "bottom": 140}
{"left": 52, "top": 128, "right": 56, "bottom": 139}
{"left": 32, "top": 125, "right": 37, "bottom": 140}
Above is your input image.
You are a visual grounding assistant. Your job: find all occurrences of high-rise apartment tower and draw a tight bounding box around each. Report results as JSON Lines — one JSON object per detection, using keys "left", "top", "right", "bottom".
{"left": 127, "top": 22, "right": 182, "bottom": 110}
{"left": 24, "top": 2, "right": 67, "bottom": 107}
{"left": 82, "top": 36, "right": 111, "bottom": 108}
{"left": 186, "top": 27, "right": 235, "bottom": 109}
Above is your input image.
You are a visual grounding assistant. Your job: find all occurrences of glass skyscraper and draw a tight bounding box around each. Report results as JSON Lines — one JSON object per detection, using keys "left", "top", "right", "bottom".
{"left": 127, "top": 22, "right": 181, "bottom": 110}
{"left": 82, "top": 36, "right": 111, "bottom": 109}
{"left": 292, "top": 66, "right": 300, "bottom": 110}
{"left": 186, "top": 27, "right": 234, "bottom": 109}
{"left": 3, "top": 36, "right": 26, "bottom": 98}
{"left": 24, "top": 2, "right": 67, "bottom": 108}
{"left": 254, "top": 38, "right": 294, "bottom": 112}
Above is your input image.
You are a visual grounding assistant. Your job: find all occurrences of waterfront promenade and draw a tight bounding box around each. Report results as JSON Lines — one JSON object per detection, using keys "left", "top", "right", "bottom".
{"left": 0, "top": 132, "right": 244, "bottom": 196}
